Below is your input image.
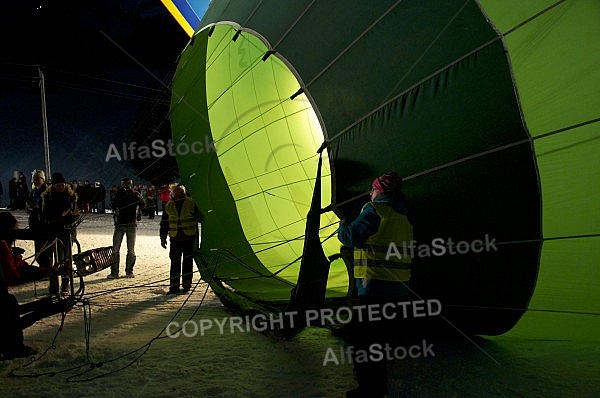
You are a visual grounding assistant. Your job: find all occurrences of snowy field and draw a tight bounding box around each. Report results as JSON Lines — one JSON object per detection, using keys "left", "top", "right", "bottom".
{"left": 1, "top": 211, "right": 599, "bottom": 397}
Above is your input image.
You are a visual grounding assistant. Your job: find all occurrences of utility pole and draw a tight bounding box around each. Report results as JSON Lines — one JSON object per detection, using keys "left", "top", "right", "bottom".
{"left": 38, "top": 66, "right": 51, "bottom": 178}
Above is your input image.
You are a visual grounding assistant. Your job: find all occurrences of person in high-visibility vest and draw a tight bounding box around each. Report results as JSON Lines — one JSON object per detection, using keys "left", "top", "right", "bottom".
{"left": 338, "top": 171, "right": 413, "bottom": 398}
{"left": 160, "top": 185, "right": 203, "bottom": 294}
{"left": 339, "top": 171, "right": 413, "bottom": 297}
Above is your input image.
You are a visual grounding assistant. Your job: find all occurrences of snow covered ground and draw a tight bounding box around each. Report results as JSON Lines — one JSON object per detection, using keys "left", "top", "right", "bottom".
{"left": 2, "top": 211, "right": 599, "bottom": 397}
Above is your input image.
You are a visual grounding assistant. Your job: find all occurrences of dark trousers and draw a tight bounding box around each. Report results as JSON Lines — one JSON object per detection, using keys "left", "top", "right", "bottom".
{"left": 169, "top": 239, "right": 194, "bottom": 290}
{"left": 18, "top": 265, "right": 47, "bottom": 284}
{"left": 346, "top": 299, "right": 391, "bottom": 397}
{"left": 346, "top": 290, "right": 412, "bottom": 397}
{"left": 34, "top": 238, "right": 53, "bottom": 269}
{"left": 35, "top": 238, "right": 69, "bottom": 294}
{"left": 0, "top": 293, "right": 24, "bottom": 356}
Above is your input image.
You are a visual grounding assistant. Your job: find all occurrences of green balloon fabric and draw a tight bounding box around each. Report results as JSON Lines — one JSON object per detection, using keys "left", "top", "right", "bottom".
{"left": 169, "top": 0, "right": 600, "bottom": 338}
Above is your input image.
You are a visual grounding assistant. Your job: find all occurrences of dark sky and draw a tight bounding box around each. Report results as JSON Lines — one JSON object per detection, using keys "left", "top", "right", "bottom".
{"left": 0, "top": 0, "right": 189, "bottom": 203}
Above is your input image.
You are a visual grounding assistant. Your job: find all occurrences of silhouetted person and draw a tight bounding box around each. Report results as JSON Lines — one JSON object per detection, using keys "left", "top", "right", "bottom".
{"left": 338, "top": 171, "right": 413, "bottom": 398}
{"left": 108, "top": 178, "right": 144, "bottom": 279}
{"left": 41, "top": 172, "right": 79, "bottom": 294}
{"left": 26, "top": 170, "right": 52, "bottom": 270}
{"left": 160, "top": 185, "right": 202, "bottom": 294}
{"left": 0, "top": 211, "right": 42, "bottom": 360}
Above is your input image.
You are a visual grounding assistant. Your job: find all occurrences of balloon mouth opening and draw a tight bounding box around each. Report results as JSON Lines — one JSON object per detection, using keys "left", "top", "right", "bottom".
{"left": 203, "top": 24, "right": 345, "bottom": 290}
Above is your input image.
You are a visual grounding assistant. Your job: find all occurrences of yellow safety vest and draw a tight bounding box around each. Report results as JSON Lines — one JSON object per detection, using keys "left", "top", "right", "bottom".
{"left": 354, "top": 201, "right": 413, "bottom": 282}
{"left": 165, "top": 198, "right": 197, "bottom": 238}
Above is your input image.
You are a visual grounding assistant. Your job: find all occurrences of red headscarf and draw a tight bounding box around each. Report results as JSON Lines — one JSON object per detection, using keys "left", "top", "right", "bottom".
{"left": 372, "top": 171, "right": 403, "bottom": 194}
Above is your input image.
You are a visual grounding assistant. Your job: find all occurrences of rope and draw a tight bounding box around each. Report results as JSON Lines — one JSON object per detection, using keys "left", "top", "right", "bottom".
{"left": 8, "top": 267, "right": 220, "bottom": 382}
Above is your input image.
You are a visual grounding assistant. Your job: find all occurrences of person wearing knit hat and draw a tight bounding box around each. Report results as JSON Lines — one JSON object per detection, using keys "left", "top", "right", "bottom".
{"left": 371, "top": 171, "right": 403, "bottom": 196}
{"left": 338, "top": 170, "right": 413, "bottom": 398}
{"left": 27, "top": 170, "right": 48, "bottom": 226}
{"left": 51, "top": 172, "right": 67, "bottom": 185}
{"left": 121, "top": 177, "right": 133, "bottom": 188}
{"left": 41, "top": 172, "right": 79, "bottom": 294}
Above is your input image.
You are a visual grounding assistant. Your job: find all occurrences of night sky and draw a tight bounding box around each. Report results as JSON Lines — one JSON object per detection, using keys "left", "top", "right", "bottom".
{"left": 0, "top": 0, "right": 189, "bottom": 204}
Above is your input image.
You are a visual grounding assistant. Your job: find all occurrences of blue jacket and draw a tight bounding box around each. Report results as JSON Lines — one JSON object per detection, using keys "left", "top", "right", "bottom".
{"left": 338, "top": 197, "right": 408, "bottom": 248}
{"left": 338, "top": 196, "right": 411, "bottom": 297}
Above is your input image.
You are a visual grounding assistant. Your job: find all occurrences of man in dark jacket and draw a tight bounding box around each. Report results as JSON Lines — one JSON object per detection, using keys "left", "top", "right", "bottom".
{"left": 108, "top": 178, "right": 144, "bottom": 279}
{"left": 41, "top": 172, "right": 79, "bottom": 294}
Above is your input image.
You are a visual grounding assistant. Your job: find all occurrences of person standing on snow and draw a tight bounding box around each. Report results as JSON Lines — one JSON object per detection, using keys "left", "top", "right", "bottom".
{"left": 160, "top": 185, "right": 203, "bottom": 294}
{"left": 108, "top": 178, "right": 145, "bottom": 279}
{"left": 41, "top": 172, "right": 80, "bottom": 294}
{"left": 337, "top": 171, "right": 413, "bottom": 398}
{"left": 26, "top": 170, "right": 52, "bottom": 271}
